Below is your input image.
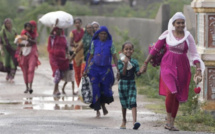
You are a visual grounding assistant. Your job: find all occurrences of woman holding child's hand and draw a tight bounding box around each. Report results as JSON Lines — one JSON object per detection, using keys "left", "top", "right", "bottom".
{"left": 140, "top": 12, "right": 205, "bottom": 131}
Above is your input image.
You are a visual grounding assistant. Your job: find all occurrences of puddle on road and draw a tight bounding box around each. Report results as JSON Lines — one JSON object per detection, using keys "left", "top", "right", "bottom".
{"left": 0, "top": 100, "right": 22, "bottom": 105}
{"left": 0, "top": 96, "right": 90, "bottom": 111}
{"left": 23, "top": 96, "right": 79, "bottom": 102}
{"left": 23, "top": 103, "right": 90, "bottom": 110}
{"left": 22, "top": 96, "right": 90, "bottom": 111}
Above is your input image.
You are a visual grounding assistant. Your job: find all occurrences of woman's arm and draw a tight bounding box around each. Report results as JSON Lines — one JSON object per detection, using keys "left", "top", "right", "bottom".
{"left": 187, "top": 35, "right": 204, "bottom": 78}
{"left": 113, "top": 54, "right": 119, "bottom": 72}
{"left": 70, "top": 37, "right": 75, "bottom": 47}
{"left": 139, "top": 54, "right": 153, "bottom": 73}
{"left": 75, "top": 42, "right": 83, "bottom": 53}
{"left": 0, "top": 38, "right": 4, "bottom": 56}
{"left": 112, "top": 54, "right": 120, "bottom": 80}
{"left": 28, "top": 37, "right": 37, "bottom": 44}
{"left": 83, "top": 54, "right": 93, "bottom": 75}
{"left": 140, "top": 39, "right": 166, "bottom": 73}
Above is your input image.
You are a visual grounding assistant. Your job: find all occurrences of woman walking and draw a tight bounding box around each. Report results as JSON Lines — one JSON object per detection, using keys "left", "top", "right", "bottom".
{"left": 82, "top": 23, "right": 94, "bottom": 62}
{"left": 140, "top": 12, "right": 205, "bottom": 131}
{"left": 85, "top": 26, "right": 119, "bottom": 118}
{"left": 47, "top": 27, "right": 69, "bottom": 96}
{"left": 74, "top": 23, "right": 94, "bottom": 62}
{"left": 70, "top": 18, "right": 85, "bottom": 87}
{"left": 18, "top": 20, "right": 40, "bottom": 94}
{"left": 0, "top": 18, "right": 18, "bottom": 83}
{"left": 91, "top": 21, "right": 100, "bottom": 33}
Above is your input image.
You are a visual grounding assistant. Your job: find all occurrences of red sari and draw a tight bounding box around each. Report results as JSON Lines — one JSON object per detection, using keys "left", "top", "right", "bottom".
{"left": 18, "top": 20, "right": 40, "bottom": 84}
{"left": 48, "top": 28, "right": 69, "bottom": 77}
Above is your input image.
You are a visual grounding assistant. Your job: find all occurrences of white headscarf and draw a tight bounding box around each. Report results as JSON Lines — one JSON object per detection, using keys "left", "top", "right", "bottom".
{"left": 91, "top": 21, "right": 100, "bottom": 27}
{"left": 159, "top": 12, "right": 190, "bottom": 46}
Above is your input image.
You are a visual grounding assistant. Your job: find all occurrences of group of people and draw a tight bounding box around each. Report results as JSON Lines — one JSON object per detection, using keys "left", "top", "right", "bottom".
{"left": 0, "top": 12, "right": 205, "bottom": 131}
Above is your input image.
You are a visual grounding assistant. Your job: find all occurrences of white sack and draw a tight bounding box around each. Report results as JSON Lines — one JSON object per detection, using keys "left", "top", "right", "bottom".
{"left": 39, "top": 11, "right": 73, "bottom": 28}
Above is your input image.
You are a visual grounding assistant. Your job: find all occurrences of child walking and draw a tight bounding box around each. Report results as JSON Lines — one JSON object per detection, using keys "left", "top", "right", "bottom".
{"left": 118, "top": 42, "right": 141, "bottom": 130}
{"left": 62, "top": 51, "right": 76, "bottom": 95}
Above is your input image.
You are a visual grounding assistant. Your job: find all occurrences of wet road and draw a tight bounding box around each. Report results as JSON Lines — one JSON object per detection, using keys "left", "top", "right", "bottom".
{"left": 0, "top": 58, "right": 212, "bottom": 134}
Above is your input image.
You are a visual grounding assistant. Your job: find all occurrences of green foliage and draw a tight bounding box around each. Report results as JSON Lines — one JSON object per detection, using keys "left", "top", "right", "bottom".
{"left": 0, "top": 0, "right": 19, "bottom": 25}
{"left": 177, "top": 111, "right": 215, "bottom": 132}
{"left": 180, "top": 67, "right": 200, "bottom": 115}
{"left": 0, "top": 1, "right": 93, "bottom": 33}
{"left": 106, "top": 4, "right": 160, "bottom": 19}
{"left": 137, "top": 64, "right": 162, "bottom": 99}
{"left": 109, "top": 4, "right": 146, "bottom": 18}
{"left": 164, "top": 0, "right": 193, "bottom": 17}
{"left": 105, "top": 0, "right": 193, "bottom": 19}
{"left": 113, "top": 27, "right": 142, "bottom": 62}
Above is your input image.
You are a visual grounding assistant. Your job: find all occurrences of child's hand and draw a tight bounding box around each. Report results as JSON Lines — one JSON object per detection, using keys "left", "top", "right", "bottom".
{"left": 137, "top": 71, "right": 141, "bottom": 76}
{"left": 140, "top": 64, "right": 147, "bottom": 74}
{"left": 117, "top": 71, "right": 120, "bottom": 81}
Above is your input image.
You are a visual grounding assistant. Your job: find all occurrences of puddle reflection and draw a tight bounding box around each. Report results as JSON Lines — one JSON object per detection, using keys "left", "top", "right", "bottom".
{"left": 0, "top": 100, "right": 22, "bottom": 105}
{"left": 23, "top": 97, "right": 90, "bottom": 111}
{"left": 23, "top": 96, "right": 79, "bottom": 102}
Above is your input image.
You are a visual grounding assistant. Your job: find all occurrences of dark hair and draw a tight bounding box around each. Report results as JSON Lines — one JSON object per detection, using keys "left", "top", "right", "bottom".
{"left": 122, "top": 41, "right": 134, "bottom": 50}
{"left": 24, "top": 22, "right": 32, "bottom": 28}
{"left": 86, "top": 23, "right": 92, "bottom": 28}
{"left": 74, "top": 18, "right": 82, "bottom": 24}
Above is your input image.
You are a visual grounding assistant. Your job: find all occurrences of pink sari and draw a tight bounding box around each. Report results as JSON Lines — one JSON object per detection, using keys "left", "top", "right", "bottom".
{"left": 150, "top": 34, "right": 201, "bottom": 102}
{"left": 18, "top": 20, "right": 40, "bottom": 84}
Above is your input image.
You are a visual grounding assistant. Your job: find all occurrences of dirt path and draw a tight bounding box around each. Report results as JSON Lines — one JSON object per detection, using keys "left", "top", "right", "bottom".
{"left": 0, "top": 58, "right": 211, "bottom": 134}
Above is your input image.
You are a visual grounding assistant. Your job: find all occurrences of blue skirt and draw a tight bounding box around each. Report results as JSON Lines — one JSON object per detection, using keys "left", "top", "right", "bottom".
{"left": 88, "top": 62, "right": 114, "bottom": 110}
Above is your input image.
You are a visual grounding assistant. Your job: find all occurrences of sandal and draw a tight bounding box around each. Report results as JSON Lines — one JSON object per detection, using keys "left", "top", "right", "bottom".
{"left": 133, "top": 122, "right": 141, "bottom": 130}
{"left": 164, "top": 124, "right": 171, "bottom": 130}
{"left": 120, "top": 125, "right": 126, "bottom": 129}
{"left": 169, "top": 126, "right": 179, "bottom": 131}
{"left": 29, "top": 89, "right": 33, "bottom": 94}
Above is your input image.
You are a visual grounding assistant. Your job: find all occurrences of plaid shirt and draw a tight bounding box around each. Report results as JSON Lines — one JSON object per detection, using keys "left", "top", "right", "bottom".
{"left": 118, "top": 58, "right": 139, "bottom": 109}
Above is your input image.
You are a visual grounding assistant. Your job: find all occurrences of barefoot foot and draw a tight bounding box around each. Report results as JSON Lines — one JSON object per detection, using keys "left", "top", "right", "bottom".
{"left": 96, "top": 111, "right": 100, "bottom": 118}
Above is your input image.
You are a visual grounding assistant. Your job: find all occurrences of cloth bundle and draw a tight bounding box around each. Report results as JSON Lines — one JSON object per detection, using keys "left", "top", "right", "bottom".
{"left": 39, "top": 11, "right": 73, "bottom": 28}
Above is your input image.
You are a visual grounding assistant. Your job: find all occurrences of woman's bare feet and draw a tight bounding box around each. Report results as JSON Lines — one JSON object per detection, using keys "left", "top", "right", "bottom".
{"left": 96, "top": 110, "right": 100, "bottom": 118}
{"left": 103, "top": 108, "right": 108, "bottom": 115}
{"left": 101, "top": 104, "right": 108, "bottom": 115}
{"left": 54, "top": 84, "right": 61, "bottom": 96}
{"left": 9, "top": 79, "right": 14, "bottom": 83}
{"left": 53, "top": 92, "right": 61, "bottom": 96}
